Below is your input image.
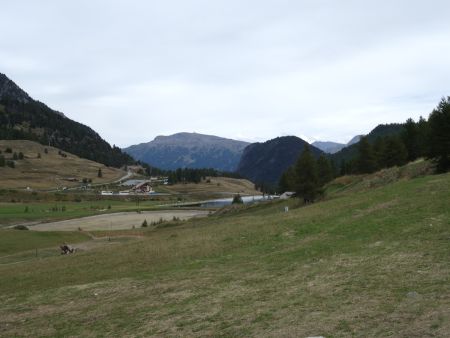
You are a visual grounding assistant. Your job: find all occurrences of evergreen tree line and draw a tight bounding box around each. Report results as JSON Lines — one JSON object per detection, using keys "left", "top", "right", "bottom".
{"left": 341, "top": 97, "right": 450, "bottom": 175}
{"left": 165, "top": 168, "right": 242, "bottom": 184}
{"left": 137, "top": 162, "right": 242, "bottom": 184}
{"left": 279, "top": 96, "right": 450, "bottom": 201}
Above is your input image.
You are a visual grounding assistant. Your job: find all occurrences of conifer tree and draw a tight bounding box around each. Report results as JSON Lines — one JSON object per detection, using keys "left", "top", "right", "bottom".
{"left": 316, "top": 155, "right": 333, "bottom": 187}
{"left": 381, "top": 136, "right": 408, "bottom": 168}
{"left": 402, "top": 118, "right": 419, "bottom": 161}
{"left": 356, "top": 136, "right": 376, "bottom": 174}
{"left": 278, "top": 166, "right": 295, "bottom": 192}
{"left": 427, "top": 97, "right": 450, "bottom": 172}
{"left": 373, "top": 137, "right": 386, "bottom": 169}
{"left": 97, "top": 168, "right": 103, "bottom": 178}
{"left": 294, "top": 145, "right": 318, "bottom": 202}
{"left": 416, "top": 116, "right": 430, "bottom": 158}
{"left": 339, "top": 159, "right": 347, "bottom": 176}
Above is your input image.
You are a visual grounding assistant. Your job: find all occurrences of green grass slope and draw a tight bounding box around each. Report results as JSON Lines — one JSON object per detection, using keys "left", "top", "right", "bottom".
{"left": 0, "top": 173, "right": 449, "bottom": 336}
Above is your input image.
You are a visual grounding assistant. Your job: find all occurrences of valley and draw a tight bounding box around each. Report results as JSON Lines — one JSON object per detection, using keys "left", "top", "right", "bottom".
{"left": 0, "top": 168, "right": 448, "bottom": 336}
{"left": 1, "top": 66, "right": 449, "bottom": 337}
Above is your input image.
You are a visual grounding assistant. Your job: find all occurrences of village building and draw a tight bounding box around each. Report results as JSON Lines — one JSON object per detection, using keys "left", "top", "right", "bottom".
{"left": 131, "top": 181, "right": 154, "bottom": 194}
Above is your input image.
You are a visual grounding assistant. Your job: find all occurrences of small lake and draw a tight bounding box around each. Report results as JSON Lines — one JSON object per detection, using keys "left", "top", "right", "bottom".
{"left": 200, "top": 195, "right": 277, "bottom": 208}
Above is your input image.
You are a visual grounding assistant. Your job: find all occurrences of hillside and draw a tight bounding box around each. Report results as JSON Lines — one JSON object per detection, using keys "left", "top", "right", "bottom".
{"left": 237, "top": 136, "right": 324, "bottom": 185}
{"left": 0, "top": 140, "right": 126, "bottom": 189}
{"left": 123, "top": 132, "right": 249, "bottom": 171}
{"left": 163, "top": 176, "right": 260, "bottom": 196}
{"left": 0, "top": 73, "right": 134, "bottom": 168}
{"left": 330, "top": 123, "right": 405, "bottom": 165}
{"left": 0, "top": 171, "right": 449, "bottom": 336}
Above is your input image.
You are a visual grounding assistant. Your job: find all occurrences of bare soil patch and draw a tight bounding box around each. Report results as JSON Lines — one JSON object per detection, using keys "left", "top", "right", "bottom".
{"left": 30, "top": 210, "right": 209, "bottom": 231}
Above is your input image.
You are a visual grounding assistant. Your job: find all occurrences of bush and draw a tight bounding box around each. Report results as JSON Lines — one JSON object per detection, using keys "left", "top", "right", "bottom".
{"left": 13, "top": 225, "right": 29, "bottom": 230}
{"left": 232, "top": 194, "right": 243, "bottom": 204}
{"left": 6, "top": 160, "right": 15, "bottom": 168}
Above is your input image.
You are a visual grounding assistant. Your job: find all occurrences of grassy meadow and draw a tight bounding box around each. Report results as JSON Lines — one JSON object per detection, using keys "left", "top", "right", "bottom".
{"left": 0, "top": 172, "right": 449, "bottom": 336}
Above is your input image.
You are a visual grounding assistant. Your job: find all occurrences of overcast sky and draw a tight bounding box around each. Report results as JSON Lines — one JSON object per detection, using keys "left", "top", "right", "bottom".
{"left": 1, "top": 1, "right": 450, "bottom": 147}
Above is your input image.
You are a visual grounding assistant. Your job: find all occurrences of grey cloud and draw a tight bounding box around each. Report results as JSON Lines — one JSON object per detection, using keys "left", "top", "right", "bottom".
{"left": 1, "top": 1, "right": 449, "bottom": 146}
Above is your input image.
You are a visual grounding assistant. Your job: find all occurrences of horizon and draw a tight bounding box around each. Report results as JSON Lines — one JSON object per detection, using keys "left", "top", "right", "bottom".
{"left": 0, "top": 70, "right": 437, "bottom": 148}
{"left": 1, "top": 1, "right": 449, "bottom": 147}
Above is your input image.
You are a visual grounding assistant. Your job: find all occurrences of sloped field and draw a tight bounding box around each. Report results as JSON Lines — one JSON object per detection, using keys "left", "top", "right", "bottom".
{"left": 0, "top": 173, "right": 449, "bottom": 336}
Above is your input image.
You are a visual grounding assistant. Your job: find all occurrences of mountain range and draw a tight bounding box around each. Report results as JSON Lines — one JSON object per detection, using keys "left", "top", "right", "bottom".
{"left": 123, "top": 133, "right": 249, "bottom": 171}
{"left": 0, "top": 73, "right": 133, "bottom": 168}
{"left": 1, "top": 73, "right": 409, "bottom": 186}
{"left": 312, "top": 135, "right": 362, "bottom": 154}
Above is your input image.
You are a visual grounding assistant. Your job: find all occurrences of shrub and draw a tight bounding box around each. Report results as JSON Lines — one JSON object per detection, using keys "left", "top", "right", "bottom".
{"left": 232, "top": 194, "right": 243, "bottom": 204}
{"left": 13, "top": 225, "right": 29, "bottom": 230}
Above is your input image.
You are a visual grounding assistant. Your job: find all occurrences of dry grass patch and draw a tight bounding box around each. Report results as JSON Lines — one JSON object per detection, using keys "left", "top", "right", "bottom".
{"left": 165, "top": 176, "right": 260, "bottom": 196}
{"left": 0, "top": 140, "right": 125, "bottom": 189}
